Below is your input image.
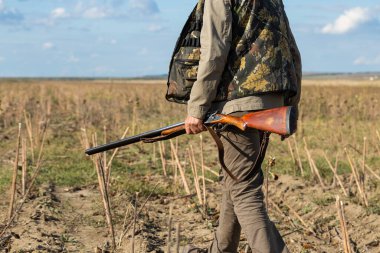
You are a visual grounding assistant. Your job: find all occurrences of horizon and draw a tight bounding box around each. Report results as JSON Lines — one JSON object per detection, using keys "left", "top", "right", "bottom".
{"left": 1, "top": 71, "right": 380, "bottom": 80}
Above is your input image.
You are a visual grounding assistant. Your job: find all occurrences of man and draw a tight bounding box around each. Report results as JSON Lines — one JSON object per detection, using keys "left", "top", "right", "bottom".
{"left": 167, "top": 0, "right": 301, "bottom": 252}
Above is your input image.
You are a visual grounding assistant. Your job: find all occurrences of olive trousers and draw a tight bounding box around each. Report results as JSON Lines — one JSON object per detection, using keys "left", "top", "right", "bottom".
{"left": 209, "top": 126, "right": 289, "bottom": 253}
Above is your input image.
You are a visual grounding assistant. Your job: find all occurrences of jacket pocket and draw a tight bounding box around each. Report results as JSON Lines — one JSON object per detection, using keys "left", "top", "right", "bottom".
{"left": 167, "top": 46, "right": 200, "bottom": 103}
{"left": 175, "top": 59, "right": 199, "bottom": 88}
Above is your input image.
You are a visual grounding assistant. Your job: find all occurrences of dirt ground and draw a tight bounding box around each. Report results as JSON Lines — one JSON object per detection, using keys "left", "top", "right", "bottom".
{"left": 1, "top": 173, "right": 379, "bottom": 253}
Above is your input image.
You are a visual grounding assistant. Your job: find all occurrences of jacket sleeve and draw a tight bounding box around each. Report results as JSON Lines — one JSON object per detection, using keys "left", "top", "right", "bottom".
{"left": 187, "top": 0, "right": 232, "bottom": 119}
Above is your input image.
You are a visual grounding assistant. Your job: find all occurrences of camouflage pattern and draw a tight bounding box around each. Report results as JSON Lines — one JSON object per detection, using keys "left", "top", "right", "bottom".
{"left": 166, "top": 0, "right": 301, "bottom": 105}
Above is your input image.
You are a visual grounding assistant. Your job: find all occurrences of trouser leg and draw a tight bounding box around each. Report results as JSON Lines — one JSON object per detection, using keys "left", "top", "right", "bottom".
{"left": 209, "top": 188, "right": 241, "bottom": 252}
{"left": 232, "top": 182, "right": 289, "bottom": 253}
{"left": 210, "top": 124, "right": 289, "bottom": 253}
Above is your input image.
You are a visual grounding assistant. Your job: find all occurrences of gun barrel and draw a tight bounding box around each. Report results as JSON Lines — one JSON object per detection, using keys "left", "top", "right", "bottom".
{"left": 85, "top": 122, "right": 184, "bottom": 155}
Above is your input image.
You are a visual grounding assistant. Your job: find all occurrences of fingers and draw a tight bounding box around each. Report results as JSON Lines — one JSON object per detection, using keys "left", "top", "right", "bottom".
{"left": 185, "top": 116, "right": 205, "bottom": 135}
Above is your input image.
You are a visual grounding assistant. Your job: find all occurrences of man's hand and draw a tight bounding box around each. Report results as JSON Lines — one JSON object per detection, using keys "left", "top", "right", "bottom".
{"left": 185, "top": 116, "right": 206, "bottom": 134}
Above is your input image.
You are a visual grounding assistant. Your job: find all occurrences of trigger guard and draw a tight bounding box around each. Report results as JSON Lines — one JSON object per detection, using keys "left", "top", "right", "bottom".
{"left": 213, "top": 123, "right": 229, "bottom": 133}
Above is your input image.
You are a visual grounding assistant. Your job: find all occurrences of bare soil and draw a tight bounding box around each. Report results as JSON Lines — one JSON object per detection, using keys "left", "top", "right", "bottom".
{"left": 1, "top": 174, "right": 379, "bottom": 252}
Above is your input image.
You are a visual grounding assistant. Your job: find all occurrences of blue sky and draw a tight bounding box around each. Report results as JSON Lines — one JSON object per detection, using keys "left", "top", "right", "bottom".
{"left": 0, "top": 0, "right": 379, "bottom": 77}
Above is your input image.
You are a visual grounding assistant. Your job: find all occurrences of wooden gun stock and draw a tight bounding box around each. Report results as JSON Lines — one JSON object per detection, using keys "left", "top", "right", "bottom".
{"left": 161, "top": 106, "right": 296, "bottom": 136}
{"left": 241, "top": 106, "right": 296, "bottom": 135}
{"left": 85, "top": 106, "right": 296, "bottom": 155}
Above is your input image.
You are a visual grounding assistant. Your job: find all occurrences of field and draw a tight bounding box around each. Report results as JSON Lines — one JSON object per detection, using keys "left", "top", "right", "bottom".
{"left": 0, "top": 77, "right": 380, "bottom": 252}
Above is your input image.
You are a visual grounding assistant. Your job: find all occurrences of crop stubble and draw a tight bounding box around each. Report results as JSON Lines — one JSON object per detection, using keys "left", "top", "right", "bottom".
{"left": 0, "top": 77, "right": 379, "bottom": 252}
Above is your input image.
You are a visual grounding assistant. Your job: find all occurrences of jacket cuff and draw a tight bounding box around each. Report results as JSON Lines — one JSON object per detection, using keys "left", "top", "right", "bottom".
{"left": 187, "top": 105, "right": 209, "bottom": 120}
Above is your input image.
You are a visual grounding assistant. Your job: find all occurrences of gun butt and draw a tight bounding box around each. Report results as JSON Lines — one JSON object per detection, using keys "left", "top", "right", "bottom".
{"left": 242, "top": 106, "right": 296, "bottom": 135}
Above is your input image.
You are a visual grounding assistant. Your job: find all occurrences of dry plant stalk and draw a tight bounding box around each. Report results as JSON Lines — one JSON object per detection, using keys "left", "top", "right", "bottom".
{"left": 159, "top": 142, "right": 167, "bottom": 177}
{"left": 303, "top": 139, "right": 315, "bottom": 177}
{"left": 269, "top": 199, "right": 297, "bottom": 228}
{"left": 196, "top": 162, "right": 219, "bottom": 177}
{"left": 200, "top": 134, "right": 207, "bottom": 213}
{"left": 170, "top": 144, "right": 177, "bottom": 183}
{"left": 132, "top": 101, "right": 137, "bottom": 135}
{"left": 132, "top": 192, "right": 139, "bottom": 253}
{"left": 285, "top": 203, "right": 314, "bottom": 235}
{"left": 94, "top": 155, "right": 116, "bottom": 250}
{"left": 175, "top": 138, "right": 179, "bottom": 155}
{"left": 118, "top": 183, "right": 159, "bottom": 247}
{"left": 103, "top": 125, "right": 108, "bottom": 183}
{"left": 106, "top": 127, "right": 129, "bottom": 168}
{"left": 323, "top": 152, "right": 348, "bottom": 197}
{"left": 21, "top": 137, "right": 27, "bottom": 196}
{"left": 80, "top": 128, "right": 91, "bottom": 149}
{"left": 331, "top": 153, "right": 338, "bottom": 187}
{"left": 292, "top": 135, "right": 304, "bottom": 176}
{"left": 362, "top": 163, "right": 380, "bottom": 181}
{"left": 1, "top": 124, "right": 47, "bottom": 238}
{"left": 24, "top": 111, "right": 35, "bottom": 162}
{"left": 105, "top": 126, "right": 130, "bottom": 186}
{"left": 118, "top": 203, "right": 132, "bottom": 247}
{"left": 188, "top": 146, "right": 203, "bottom": 205}
{"left": 167, "top": 205, "right": 173, "bottom": 253}
{"left": 170, "top": 140, "right": 190, "bottom": 194}
{"left": 120, "top": 203, "right": 132, "bottom": 242}
{"left": 198, "top": 176, "right": 215, "bottom": 183}
{"left": 345, "top": 148, "right": 368, "bottom": 207}
{"left": 361, "top": 137, "right": 366, "bottom": 195}
{"left": 336, "top": 195, "right": 351, "bottom": 253}
{"left": 310, "top": 156, "right": 325, "bottom": 188}
{"left": 303, "top": 138, "right": 325, "bottom": 188}
{"left": 176, "top": 223, "right": 181, "bottom": 253}
{"left": 153, "top": 142, "right": 157, "bottom": 167}
{"left": 174, "top": 138, "right": 179, "bottom": 180}
{"left": 286, "top": 139, "right": 296, "bottom": 174}
{"left": 8, "top": 123, "right": 22, "bottom": 220}
{"left": 91, "top": 134, "right": 116, "bottom": 250}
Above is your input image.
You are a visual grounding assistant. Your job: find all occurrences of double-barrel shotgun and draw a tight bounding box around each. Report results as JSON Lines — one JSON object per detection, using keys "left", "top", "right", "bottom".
{"left": 85, "top": 106, "right": 296, "bottom": 156}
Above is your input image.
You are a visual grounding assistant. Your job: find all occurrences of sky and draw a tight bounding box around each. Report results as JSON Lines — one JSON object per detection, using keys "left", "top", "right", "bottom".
{"left": 0, "top": 0, "right": 379, "bottom": 77}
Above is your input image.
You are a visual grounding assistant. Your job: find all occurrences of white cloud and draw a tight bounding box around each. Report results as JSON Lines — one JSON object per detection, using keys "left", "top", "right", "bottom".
{"left": 321, "top": 7, "right": 371, "bottom": 34}
{"left": 354, "top": 55, "right": 380, "bottom": 66}
{"left": 108, "top": 0, "right": 124, "bottom": 8}
{"left": 138, "top": 48, "right": 148, "bottom": 56}
{"left": 33, "top": 7, "right": 68, "bottom": 26}
{"left": 42, "top": 42, "right": 54, "bottom": 49}
{"left": 51, "top": 8, "right": 68, "bottom": 19}
{"left": 74, "top": 1, "right": 84, "bottom": 13}
{"left": 67, "top": 54, "right": 80, "bottom": 63}
{"left": 127, "top": 0, "right": 159, "bottom": 14}
{"left": 0, "top": 0, "right": 24, "bottom": 24}
{"left": 73, "top": 0, "right": 159, "bottom": 19}
{"left": 96, "top": 37, "right": 117, "bottom": 44}
{"left": 147, "top": 24, "right": 164, "bottom": 32}
{"left": 0, "top": 56, "right": 5, "bottom": 63}
{"left": 83, "top": 7, "right": 108, "bottom": 19}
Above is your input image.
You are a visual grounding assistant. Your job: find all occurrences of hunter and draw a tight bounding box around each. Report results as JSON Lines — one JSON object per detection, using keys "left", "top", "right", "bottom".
{"left": 166, "top": 0, "right": 301, "bottom": 252}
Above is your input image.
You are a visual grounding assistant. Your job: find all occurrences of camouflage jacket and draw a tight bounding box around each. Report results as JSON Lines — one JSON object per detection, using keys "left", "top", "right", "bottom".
{"left": 166, "top": 0, "right": 301, "bottom": 117}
